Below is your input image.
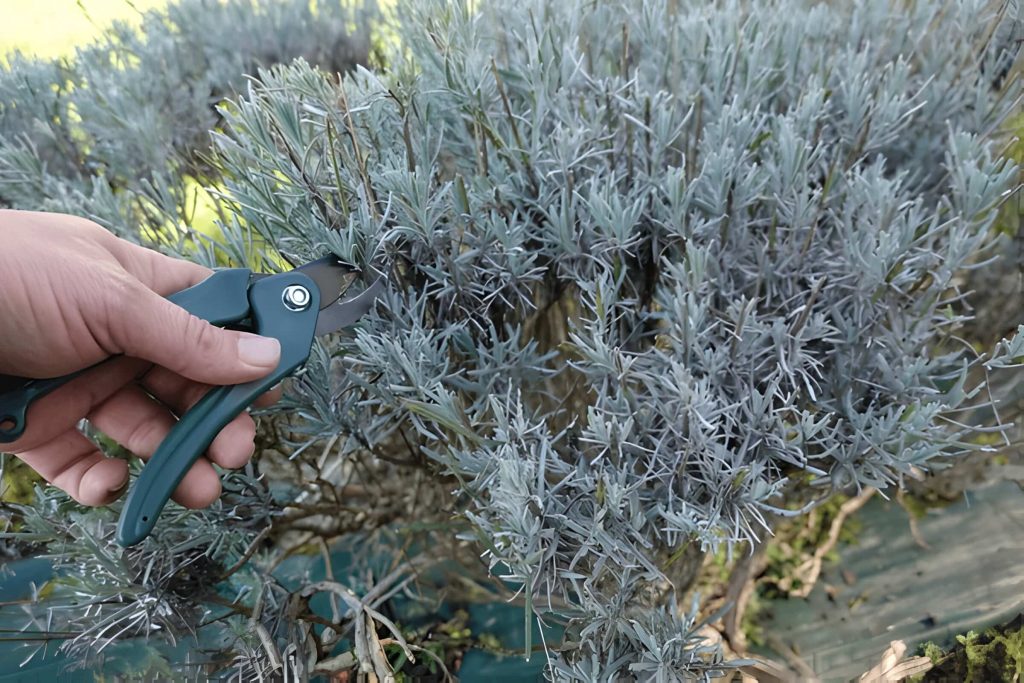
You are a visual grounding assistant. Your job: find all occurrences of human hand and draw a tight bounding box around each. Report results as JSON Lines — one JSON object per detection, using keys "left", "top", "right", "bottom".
{"left": 0, "top": 210, "right": 282, "bottom": 508}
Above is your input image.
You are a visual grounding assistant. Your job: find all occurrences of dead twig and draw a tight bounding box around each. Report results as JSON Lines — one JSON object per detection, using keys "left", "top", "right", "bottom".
{"left": 787, "top": 488, "right": 876, "bottom": 598}
{"left": 896, "top": 488, "right": 931, "bottom": 550}
{"left": 859, "top": 640, "right": 933, "bottom": 682}
{"left": 379, "top": 638, "right": 455, "bottom": 682}
{"left": 765, "top": 633, "right": 820, "bottom": 681}
{"left": 299, "top": 578, "right": 418, "bottom": 679}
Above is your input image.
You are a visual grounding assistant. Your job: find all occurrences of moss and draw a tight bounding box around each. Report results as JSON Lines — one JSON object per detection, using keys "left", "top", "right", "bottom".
{"left": 900, "top": 487, "right": 958, "bottom": 520}
{"left": 922, "top": 641, "right": 947, "bottom": 665}
{"left": 918, "top": 614, "right": 1024, "bottom": 682}
{"left": 0, "top": 455, "right": 39, "bottom": 505}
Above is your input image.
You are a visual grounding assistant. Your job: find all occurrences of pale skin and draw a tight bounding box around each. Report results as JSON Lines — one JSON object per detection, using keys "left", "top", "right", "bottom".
{"left": 0, "top": 210, "right": 282, "bottom": 508}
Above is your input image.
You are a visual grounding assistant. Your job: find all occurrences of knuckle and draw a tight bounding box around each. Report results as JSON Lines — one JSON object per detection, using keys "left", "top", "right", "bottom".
{"left": 124, "top": 417, "right": 165, "bottom": 456}
{"left": 181, "top": 383, "right": 211, "bottom": 412}
{"left": 49, "top": 465, "right": 87, "bottom": 505}
{"left": 183, "top": 313, "right": 221, "bottom": 355}
{"left": 94, "top": 270, "right": 145, "bottom": 353}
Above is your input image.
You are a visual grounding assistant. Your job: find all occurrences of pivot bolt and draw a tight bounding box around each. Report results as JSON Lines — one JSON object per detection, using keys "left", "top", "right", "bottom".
{"left": 282, "top": 285, "right": 311, "bottom": 311}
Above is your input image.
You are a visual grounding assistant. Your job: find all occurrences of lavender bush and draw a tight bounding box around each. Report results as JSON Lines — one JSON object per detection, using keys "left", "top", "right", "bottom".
{"left": 1, "top": 0, "right": 1022, "bottom": 678}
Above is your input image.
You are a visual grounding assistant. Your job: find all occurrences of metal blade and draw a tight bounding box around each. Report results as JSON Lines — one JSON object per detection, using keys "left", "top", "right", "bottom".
{"left": 314, "top": 277, "right": 386, "bottom": 336}
{"left": 294, "top": 256, "right": 361, "bottom": 310}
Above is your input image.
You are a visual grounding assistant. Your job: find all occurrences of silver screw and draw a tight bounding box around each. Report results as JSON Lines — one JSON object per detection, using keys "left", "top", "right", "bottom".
{"left": 282, "top": 284, "right": 311, "bottom": 311}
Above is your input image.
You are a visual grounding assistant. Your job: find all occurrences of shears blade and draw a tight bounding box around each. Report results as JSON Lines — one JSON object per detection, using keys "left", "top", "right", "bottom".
{"left": 314, "top": 276, "right": 385, "bottom": 336}
{"left": 293, "top": 256, "right": 360, "bottom": 310}
{"left": 291, "top": 256, "right": 385, "bottom": 336}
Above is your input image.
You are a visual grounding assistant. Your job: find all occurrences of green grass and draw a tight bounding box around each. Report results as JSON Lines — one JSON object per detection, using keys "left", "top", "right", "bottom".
{"left": 0, "top": 0, "right": 165, "bottom": 58}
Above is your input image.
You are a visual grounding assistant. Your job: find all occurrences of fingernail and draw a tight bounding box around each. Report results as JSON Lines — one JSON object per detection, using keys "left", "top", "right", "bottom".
{"left": 108, "top": 472, "right": 130, "bottom": 496}
{"left": 238, "top": 334, "right": 281, "bottom": 368}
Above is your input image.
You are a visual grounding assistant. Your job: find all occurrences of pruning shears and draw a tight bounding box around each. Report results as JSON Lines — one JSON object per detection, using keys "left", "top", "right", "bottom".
{"left": 0, "top": 257, "right": 385, "bottom": 547}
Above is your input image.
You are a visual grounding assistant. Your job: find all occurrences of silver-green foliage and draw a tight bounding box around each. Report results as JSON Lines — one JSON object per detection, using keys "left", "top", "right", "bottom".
{"left": 3, "top": 0, "right": 1023, "bottom": 678}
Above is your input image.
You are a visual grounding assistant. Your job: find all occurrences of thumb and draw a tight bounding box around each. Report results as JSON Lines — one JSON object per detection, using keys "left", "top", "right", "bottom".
{"left": 108, "top": 282, "right": 281, "bottom": 386}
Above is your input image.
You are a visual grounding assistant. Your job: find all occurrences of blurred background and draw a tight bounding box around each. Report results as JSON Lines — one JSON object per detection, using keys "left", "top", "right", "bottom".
{"left": 0, "top": 1, "right": 165, "bottom": 58}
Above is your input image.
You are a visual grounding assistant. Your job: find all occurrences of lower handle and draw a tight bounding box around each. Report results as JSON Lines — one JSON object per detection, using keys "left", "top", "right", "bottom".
{"left": 117, "top": 383, "right": 268, "bottom": 545}
{"left": 116, "top": 271, "right": 320, "bottom": 546}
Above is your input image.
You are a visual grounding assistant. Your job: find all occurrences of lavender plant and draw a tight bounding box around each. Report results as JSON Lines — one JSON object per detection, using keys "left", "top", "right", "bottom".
{"left": 1, "top": 0, "right": 1022, "bottom": 679}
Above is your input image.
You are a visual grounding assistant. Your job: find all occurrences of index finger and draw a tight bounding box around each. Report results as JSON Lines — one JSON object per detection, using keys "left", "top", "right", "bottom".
{"left": 105, "top": 236, "right": 213, "bottom": 296}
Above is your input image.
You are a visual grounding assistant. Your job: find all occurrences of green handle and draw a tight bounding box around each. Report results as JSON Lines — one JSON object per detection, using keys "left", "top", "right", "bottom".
{"left": 116, "top": 271, "right": 320, "bottom": 546}
{"left": 0, "top": 269, "right": 253, "bottom": 444}
{"left": 0, "top": 373, "right": 88, "bottom": 442}
{"left": 166, "top": 268, "right": 253, "bottom": 322}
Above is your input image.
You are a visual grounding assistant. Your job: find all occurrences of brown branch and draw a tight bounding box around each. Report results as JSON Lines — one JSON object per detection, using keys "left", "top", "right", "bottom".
{"left": 721, "top": 540, "right": 769, "bottom": 651}
{"left": 216, "top": 525, "right": 272, "bottom": 582}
